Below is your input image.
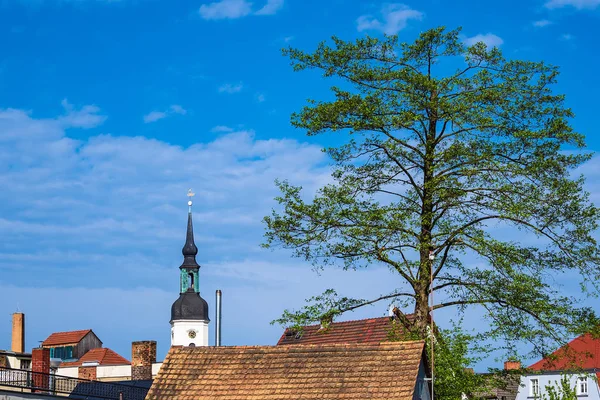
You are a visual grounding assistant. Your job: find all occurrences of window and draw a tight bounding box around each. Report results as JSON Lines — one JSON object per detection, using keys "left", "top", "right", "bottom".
{"left": 188, "top": 272, "right": 194, "bottom": 290}
{"left": 50, "top": 346, "right": 74, "bottom": 360}
{"left": 530, "top": 379, "right": 540, "bottom": 397}
{"left": 20, "top": 360, "right": 31, "bottom": 370}
{"left": 577, "top": 377, "right": 588, "bottom": 396}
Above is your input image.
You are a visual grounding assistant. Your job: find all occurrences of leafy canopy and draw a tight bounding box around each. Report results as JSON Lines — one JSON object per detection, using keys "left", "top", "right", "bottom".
{"left": 263, "top": 27, "right": 600, "bottom": 359}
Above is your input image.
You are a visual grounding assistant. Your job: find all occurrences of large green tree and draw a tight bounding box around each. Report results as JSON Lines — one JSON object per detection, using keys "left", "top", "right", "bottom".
{"left": 263, "top": 27, "right": 600, "bottom": 357}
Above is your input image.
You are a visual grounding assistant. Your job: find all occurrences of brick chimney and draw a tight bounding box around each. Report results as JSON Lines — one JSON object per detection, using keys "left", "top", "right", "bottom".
{"left": 31, "top": 348, "right": 50, "bottom": 392}
{"left": 131, "top": 341, "right": 156, "bottom": 380}
{"left": 11, "top": 313, "right": 25, "bottom": 353}
{"left": 79, "top": 365, "right": 98, "bottom": 380}
{"left": 504, "top": 360, "right": 521, "bottom": 370}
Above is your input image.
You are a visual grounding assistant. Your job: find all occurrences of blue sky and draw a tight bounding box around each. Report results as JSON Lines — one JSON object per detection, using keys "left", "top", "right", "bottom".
{"left": 0, "top": 0, "right": 599, "bottom": 370}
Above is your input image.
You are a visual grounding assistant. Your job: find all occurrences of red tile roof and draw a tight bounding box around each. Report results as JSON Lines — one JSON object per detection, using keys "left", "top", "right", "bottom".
{"left": 529, "top": 333, "right": 600, "bottom": 371}
{"left": 60, "top": 348, "right": 130, "bottom": 367}
{"left": 146, "top": 341, "right": 426, "bottom": 400}
{"left": 276, "top": 316, "right": 411, "bottom": 345}
{"left": 42, "top": 329, "right": 95, "bottom": 346}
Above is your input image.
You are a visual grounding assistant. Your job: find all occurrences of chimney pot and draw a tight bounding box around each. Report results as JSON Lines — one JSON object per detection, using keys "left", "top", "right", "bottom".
{"left": 11, "top": 313, "right": 25, "bottom": 354}
{"left": 504, "top": 360, "right": 521, "bottom": 370}
{"left": 31, "top": 348, "right": 50, "bottom": 392}
{"left": 131, "top": 341, "right": 156, "bottom": 381}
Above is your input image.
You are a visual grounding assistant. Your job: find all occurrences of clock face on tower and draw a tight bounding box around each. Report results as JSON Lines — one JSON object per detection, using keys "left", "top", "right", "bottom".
{"left": 188, "top": 330, "right": 197, "bottom": 339}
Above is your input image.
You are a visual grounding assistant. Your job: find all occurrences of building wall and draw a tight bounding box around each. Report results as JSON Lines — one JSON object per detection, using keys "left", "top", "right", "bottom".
{"left": 516, "top": 373, "right": 600, "bottom": 400}
{"left": 413, "top": 359, "right": 431, "bottom": 400}
{"left": 56, "top": 363, "right": 163, "bottom": 382}
{"left": 0, "top": 353, "right": 31, "bottom": 370}
{"left": 74, "top": 333, "right": 102, "bottom": 359}
{"left": 97, "top": 365, "right": 131, "bottom": 380}
{"left": 151, "top": 363, "right": 162, "bottom": 376}
{"left": 171, "top": 320, "right": 209, "bottom": 347}
{"left": 56, "top": 367, "right": 78, "bottom": 378}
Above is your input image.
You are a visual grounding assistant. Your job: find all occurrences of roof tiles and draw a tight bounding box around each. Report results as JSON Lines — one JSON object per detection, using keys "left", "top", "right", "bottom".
{"left": 277, "top": 316, "right": 410, "bottom": 345}
{"left": 529, "top": 333, "right": 600, "bottom": 371}
{"left": 146, "top": 341, "right": 426, "bottom": 400}
{"left": 60, "top": 348, "right": 130, "bottom": 367}
{"left": 42, "top": 329, "right": 94, "bottom": 346}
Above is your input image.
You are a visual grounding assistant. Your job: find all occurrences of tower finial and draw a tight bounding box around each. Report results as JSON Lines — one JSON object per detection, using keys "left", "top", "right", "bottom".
{"left": 187, "top": 188, "right": 195, "bottom": 213}
{"left": 182, "top": 189, "right": 199, "bottom": 263}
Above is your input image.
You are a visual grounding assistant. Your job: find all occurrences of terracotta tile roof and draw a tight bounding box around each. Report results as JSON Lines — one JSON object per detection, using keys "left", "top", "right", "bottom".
{"left": 146, "top": 341, "right": 426, "bottom": 400}
{"left": 59, "top": 348, "right": 130, "bottom": 367}
{"left": 276, "top": 316, "right": 413, "bottom": 345}
{"left": 42, "top": 329, "right": 95, "bottom": 346}
{"left": 529, "top": 333, "right": 600, "bottom": 371}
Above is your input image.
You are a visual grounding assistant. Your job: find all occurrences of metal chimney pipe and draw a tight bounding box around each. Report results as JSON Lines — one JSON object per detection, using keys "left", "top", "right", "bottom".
{"left": 215, "top": 290, "right": 222, "bottom": 347}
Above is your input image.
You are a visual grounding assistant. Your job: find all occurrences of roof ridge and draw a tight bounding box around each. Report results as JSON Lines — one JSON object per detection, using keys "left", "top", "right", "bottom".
{"left": 287, "top": 315, "right": 396, "bottom": 330}
{"left": 180, "top": 341, "right": 425, "bottom": 350}
{"left": 46, "top": 328, "right": 92, "bottom": 335}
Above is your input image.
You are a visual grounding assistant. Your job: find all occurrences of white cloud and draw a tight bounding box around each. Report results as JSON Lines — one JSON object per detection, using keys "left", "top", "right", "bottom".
{"left": 143, "top": 105, "right": 188, "bottom": 123}
{"left": 356, "top": 3, "right": 423, "bottom": 35}
{"left": 283, "top": 35, "right": 294, "bottom": 43}
{"left": 545, "top": 0, "right": 600, "bottom": 9}
{"left": 169, "top": 104, "right": 187, "bottom": 115}
{"left": 218, "top": 82, "right": 243, "bottom": 94}
{"left": 0, "top": 102, "right": 348, "bottom": 357}
{"left": 211, "top": 125, "right": 235, "bottom": 133}
{"left": 58, "top": 99, "right": 107, "bottom": 129}
{"left": 255, "top": 0, "right": 283, "bottom": 15}
{"left": 255, "top": 93, "right": 266, "bottom": 103}
{"left": 533, "top": 19, "right": 553, "bottom": 27}
{"left": 199, "top": 0, "right": 253, "bottom": 20}
{"left": 464, "top": 33, "right": 504, "bottom": 48}
{"left": 561, "top": 33, "right": 575, "bottom": 40}
{"left": 143, "top": 111, "right": 167, "bottom": 123}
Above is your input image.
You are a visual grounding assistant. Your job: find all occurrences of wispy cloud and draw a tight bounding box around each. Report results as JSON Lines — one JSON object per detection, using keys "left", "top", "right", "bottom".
{"left": 283, "top": 36, "right": 294, "bottom": 43}
{"left": 143, "top": 104, "right": 187, "bottom": 124}
{"left": 199, "top": 0, "right": 284, "bottom": 20}
{"left": 211, "top": 125, "right": 235, "bottom": 133}
{"left": 255, "top": 0, "right": 283, "bottom": 15}
{"left": 59, "top": 99, "right": 107, "bottom": 129}
{"left": 464, "top": 33, "right": 504, "bottom": 48}
{"left": 199, "top": 0, "right": 252, "bottom": 20}
{"left": 533, "top": 19, "right": 553, "bottom": 27}
{"left": 143, "top": 111, "right": 167, "bottom": 123}
{"left": 255, "top": 93, "right": 266, "bottom": 103}
{"left": 356, "top": 3, "right": 423, "bottom": 35}
{"left": 545, "top": 0, "right": 600, "bottom": 9}
{"left": 561, "top": 33, "right": 575, "bottom": 40}
{"left": 169, "top": 104, "right": 187, "bottom": 115}
{"left": 218, "top": 82, "right": 243, "bottom": 94}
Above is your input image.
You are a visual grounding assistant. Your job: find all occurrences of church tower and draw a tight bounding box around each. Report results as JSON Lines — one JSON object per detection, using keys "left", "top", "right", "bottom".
{"left": 170, "top": 190, "right": 210, "bottom": 347}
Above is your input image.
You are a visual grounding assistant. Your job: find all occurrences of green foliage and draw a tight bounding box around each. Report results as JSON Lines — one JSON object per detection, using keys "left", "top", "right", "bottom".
{"left": 541, "top": 376, "right": 577, "bottom": 400}
{"left": 270, "top": 289, "right": 366, "bottom": 330}
{"left": 428, "top": 328, "right": 487, "bottom": 400}
{"left": 264, "top": 26, "right": 600, "bottom": 359}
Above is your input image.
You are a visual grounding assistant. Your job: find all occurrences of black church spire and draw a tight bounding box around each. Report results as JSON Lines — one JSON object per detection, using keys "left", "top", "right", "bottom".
{"left": 170, "top": 189, "right": 209, "bottom": 323}
{"left": 181, "top": 208, "right": 200, "bottom": 268}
